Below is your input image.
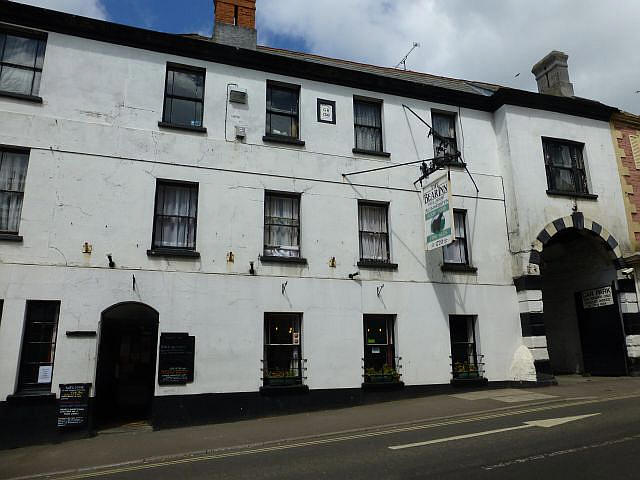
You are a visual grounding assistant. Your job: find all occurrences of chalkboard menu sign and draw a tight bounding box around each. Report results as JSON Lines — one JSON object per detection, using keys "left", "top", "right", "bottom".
{"left": 158, "top": 333, "right": 195, "bottom": 385}
{"left": 57, "top": 383, "right": 91, "bottom": 429}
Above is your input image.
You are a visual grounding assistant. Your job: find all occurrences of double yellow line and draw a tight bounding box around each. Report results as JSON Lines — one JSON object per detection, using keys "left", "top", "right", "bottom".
{"left": 26, "top": 393, "right": 640, "bottom": 480}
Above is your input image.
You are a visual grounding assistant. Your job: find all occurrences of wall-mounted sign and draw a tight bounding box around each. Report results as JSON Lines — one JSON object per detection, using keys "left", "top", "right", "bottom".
{"left": 317, "top": 98, "right": 336, "bottom": 124}
{"left": 158, "top": 333, "right": 195, "bottom": 385}
{"left": 423, "top": 172, "right": 454, "bottom": 250}
{"left": 581, "top": 286, "right": 614, "bottom": 309}
{"left": 57, "top": 383, "right": 90, "bottom": 429}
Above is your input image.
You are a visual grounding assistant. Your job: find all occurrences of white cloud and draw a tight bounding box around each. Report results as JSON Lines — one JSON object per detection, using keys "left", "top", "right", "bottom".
{"left": 11, "top": 0, "right": 108, "bottom": 20}
{"left": 257, "top": 0, "right": 640, "bottom": 113}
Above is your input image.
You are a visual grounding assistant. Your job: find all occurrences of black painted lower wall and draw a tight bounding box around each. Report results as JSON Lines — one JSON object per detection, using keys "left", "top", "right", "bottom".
{"left": 0, "top": 379, "right": 547, "bottom": 449}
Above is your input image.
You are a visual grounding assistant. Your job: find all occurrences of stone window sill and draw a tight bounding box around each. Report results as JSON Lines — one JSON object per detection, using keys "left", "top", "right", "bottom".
{"left": 546, "top": 189, "right": 598, "bottom": 200}
{"left": 259, "top": 255, "right": 308, "bottom": 265}
{"left": 158, "top": 121, "right": 207, "bottom": 133}
{"left": 357, "top": 260, "right": 398, "bottom": 270}
{"left": 441, "top": 263, "right": 478, "bottom": 273}
{"left": 352, "top": 148, "right": 391, "bottom": 158}
{"left": 147, "top": 248, "right": 200, "bottom": 258}
{"left": 0, "top": 233, "right": 23, "bottom": 242}
{"left": 262, "top": 135, "right": 306, "bottom": 146}
{"left": 260, "top": 384, "right": 309, "bottom": 396}
{"left": 0, "top": 90, "right": 43, "bottom": 103}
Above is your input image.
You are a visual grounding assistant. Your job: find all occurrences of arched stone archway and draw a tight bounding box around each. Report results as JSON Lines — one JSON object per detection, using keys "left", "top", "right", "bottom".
{"left": 515, "top": 212, "right": 636, "bottom": 381}
{"left": 95, "top": 302, "right": 159, "bottom": 427}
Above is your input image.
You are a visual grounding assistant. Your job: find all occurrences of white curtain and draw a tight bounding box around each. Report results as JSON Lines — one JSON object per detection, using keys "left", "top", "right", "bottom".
{"left": 0, "top": 34, "right": 41, "bottom": 96}
{"left": 154, "top": 184, "right": 198, "bottom": 248}
{"left": 433, "top": 114, "right": 456, "bottom": 157}
{"left": 444, "top": 211, "right": 467, "bottom": 264}
{"left": 354, "top": 101, "right": 382, "bottom": 151}
{"left": 264, "top": 195, "right": 299, "bottom": 257}
{"left": 359, "top": 204, "right": 388, "bottom": 261}
{"left": 0, "top": 151, "right": 28, "bottom": 233}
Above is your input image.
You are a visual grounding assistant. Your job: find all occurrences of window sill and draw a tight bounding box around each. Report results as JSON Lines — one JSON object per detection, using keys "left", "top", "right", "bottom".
{"left": 0, "top": 90, "right": 43, "bottom": 104}
{"left": 450, "top": 377, "right": 488, "bottom": 388}
{"left": 0, "top": 233, "right": 23, "bottom": 242}
{"left": 260, "top": 255, "right": 308, "bottom": 265}
{"left": 352, "top": 148, "right": 391, "bottom": 158}
{"left": 441, "top": 263, "right": 478, "bottom": 273}
{"left": 158, "top": 121, "right": 207, "bottom": 133}
{"left": 546, "top": 190, "right": 598, "bottom": 200}
{"left": 436, "top": 159, "right": 466, "bottom": 169}
{"left": 147, "top": 248, "right": 200, "bottom": 258}
{"left": 260, "top": 384, "right": 309, "bottom": 396}
{"left": 262, "top": 135, "right": 306, "bottom": 146}
{"left": 6, "top": 392, "right": 56, "bottom": 405}
{"left": 357, "top": 260, "right": 398, "bottom": 270}
{"left": 361, "top": 380, "right": 404, "bottom": 391}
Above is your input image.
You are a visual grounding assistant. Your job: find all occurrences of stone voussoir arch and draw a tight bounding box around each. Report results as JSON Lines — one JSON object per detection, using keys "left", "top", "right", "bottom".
{"left": 528, "top": 212, "right": 626, "bottom": 274}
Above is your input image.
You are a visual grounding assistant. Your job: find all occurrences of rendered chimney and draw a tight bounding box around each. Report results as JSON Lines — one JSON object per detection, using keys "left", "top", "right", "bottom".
{"left": 213, "top": 0, "right": 257, "bottom": 50}
{"left": 531, "top": 51, "right": 574, "bottom": 97}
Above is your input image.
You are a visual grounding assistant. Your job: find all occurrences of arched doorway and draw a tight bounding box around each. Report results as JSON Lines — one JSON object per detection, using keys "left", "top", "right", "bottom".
{"left": 95, "top": 302, "right": 159, "bottom": 427}
{"left": 540, "top": 228, "right": 627, "bottom": 375}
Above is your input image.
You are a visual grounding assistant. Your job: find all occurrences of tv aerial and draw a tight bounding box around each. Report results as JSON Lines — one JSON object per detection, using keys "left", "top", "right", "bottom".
{"left": 395, "top": 42, "right": 421, "bottom": 70}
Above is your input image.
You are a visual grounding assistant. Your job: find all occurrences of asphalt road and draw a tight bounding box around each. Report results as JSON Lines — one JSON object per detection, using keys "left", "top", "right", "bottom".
{"left": 48, "top": 394, "right": 640, "bottom": 480}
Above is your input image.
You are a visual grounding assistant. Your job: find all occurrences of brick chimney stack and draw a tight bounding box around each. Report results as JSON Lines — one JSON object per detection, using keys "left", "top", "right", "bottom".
{"left": 531, "top": 51, "right": 575, "bottom": 97}
{"left": 213, "top": 0, "right": 257, "bottom": 50}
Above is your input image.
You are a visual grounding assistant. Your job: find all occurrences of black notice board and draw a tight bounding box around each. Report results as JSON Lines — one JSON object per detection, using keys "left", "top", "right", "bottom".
{"left": 57, "top": 383, "right": 91, "bottom": 429}
{"left": 158, "top": 333, "right": 195, "bottom": 385}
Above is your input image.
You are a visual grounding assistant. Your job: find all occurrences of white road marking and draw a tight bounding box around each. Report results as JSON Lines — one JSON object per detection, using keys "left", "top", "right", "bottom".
{"left": 451, "top": 389, "right": 556, "bottom": 403}
{"left": 388, "top": 413, "right": 600, "bottom": 450}
{"left": 482, "top": 433, "right": 640, "bottom": 470}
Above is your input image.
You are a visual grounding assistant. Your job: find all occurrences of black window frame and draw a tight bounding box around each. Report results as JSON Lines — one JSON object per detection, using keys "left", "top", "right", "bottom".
{"left": 0, "top": 146, "right": 29, "bottom": 238}
{"left": 263, "top": 190, "right": 302, "bottom": 259}
{"left": 263, "top": 313, "right": 303, "bottom": 387}
{"left": 0, "top": 25, "right": 47, "bottom": 101}
{"left": 150, "top": 179, "right": 199, "bottom": 254}
{"left": 443, "top": 210, "right": 469, "bottom": 266}
{"left": 17, "top": 300, "right": 60, "bottom": 394}
{"left": 160, "top": 63, "right": 206, "bottom": 132}
{"left": 542, "top": 137, "right": 589, "bottom": 195}
{"left": 449, "top": 315, "right": 482, "bottom": 379}
{"left": 265, "top": 81, "right": 301, "bottom": 141}
{"left": 358, "top": 201, "right": 391, "bottom": 264}
{"left": 431, "top": 111, "right": 460, "bottom": 163}
{"left": 363, "top": 314, "right": 399, "bottom": 383}
{"left": 353, "top": 97, "right": 384, "bottom": 154}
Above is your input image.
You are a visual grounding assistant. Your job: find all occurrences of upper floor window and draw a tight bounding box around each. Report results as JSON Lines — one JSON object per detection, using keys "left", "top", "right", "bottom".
{"left": 264, "top": 191, "right": 301, "bottom": 258}
{"left": 17, "top": 300, "right": 60, "bottom": 393}
{"left": 443, "top": 210, "right": 469, "bottom": 265}
{"left": 266, "top": 82, "right": 300, "bottom": 139}
{"left": 152, "top": 180, "right": 198, "bottom": 252}
{"left": 0, "top": 29, "right": 46, "bottom": 98}
{"left": 162, "top": 64, "right": 205, "bottom": 129}
{"left": 432, "top": 112, "right": 458, "bottom": 160}
{"left": 542, "top": 138, "right": 588, "bottom": 194}
{"left": 0, "top": 148, "right": 29, "bottom": 235}
{"left": 354, "top": 98, "right": 383, "bottom": 153}
{"left": 358, "top": 201, "right": 390, "bottom": 263}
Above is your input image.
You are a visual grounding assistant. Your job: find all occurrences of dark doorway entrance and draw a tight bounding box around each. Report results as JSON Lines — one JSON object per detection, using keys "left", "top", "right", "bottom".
{"left": 95, "top": 303, "right": 159, "bottom": 427}
{"left": 541, "top": 228, "right": 628, "bottom": 376}
{"left": 575, "top": 284, "right": 628, "bottom": 376}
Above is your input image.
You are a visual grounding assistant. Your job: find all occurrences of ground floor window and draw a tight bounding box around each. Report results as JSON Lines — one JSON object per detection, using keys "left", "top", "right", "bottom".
{"left": 363, "top": 315, "right": 400, "bottom": 383}
{"left": 449, "top": 315, "right": 482, "bottom": 379}
{"left": 17, "top": 301, "right": 60, "bottom": 393}
{"left": 263, "top": 313, "right": 302, "bottom": 386}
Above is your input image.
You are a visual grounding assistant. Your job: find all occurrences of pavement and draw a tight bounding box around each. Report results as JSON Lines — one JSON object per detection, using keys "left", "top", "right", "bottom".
{"left": 3, "top": 376, "right": 640, "bottom": 479}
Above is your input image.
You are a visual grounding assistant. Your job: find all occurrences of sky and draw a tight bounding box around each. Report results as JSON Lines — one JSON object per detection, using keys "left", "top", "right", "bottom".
{"left": 12, "top": 0, "right": 640, "bottom": 113}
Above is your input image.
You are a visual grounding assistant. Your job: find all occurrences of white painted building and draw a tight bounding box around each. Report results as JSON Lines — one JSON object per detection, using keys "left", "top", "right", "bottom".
{"left": 0, "top": 1, "right": 635, "bottom": 446}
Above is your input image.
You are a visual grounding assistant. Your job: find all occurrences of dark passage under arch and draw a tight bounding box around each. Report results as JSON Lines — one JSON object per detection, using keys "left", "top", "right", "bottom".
{"left": 95, "top": 302, "right": 159, "bottom": 427}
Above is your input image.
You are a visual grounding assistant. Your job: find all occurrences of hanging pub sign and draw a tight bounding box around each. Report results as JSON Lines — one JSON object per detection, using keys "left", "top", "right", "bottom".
{"left": 423, "top": 172, "right": 454, "bottom": 250}
{"left": 581, "top": 286, "right": 614, "bottom": 309}
{"left": 57, "top": 383, "right": 91, "bottom": 429}
{"left": 158, "top": 333, "right": 195, "bottom": 385}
